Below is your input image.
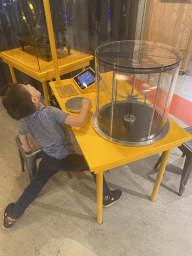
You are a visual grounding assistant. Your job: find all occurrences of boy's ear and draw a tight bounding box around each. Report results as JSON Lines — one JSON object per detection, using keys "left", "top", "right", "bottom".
{"left": 31, "top": 97, "right": 39, "bottom": 104}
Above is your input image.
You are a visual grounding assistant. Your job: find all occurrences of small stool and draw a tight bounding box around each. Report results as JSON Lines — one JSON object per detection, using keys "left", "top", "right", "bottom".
{"left": 154, "top": 126, "right": 192, "bottom": 196}
{"left": 15, "top": 135, "right": 72, "bottom": 182}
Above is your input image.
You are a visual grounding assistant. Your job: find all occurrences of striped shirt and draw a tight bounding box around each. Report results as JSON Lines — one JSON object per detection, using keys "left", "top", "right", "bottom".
{"left": 19, "top": 106, "right": 72, "bottom": 159}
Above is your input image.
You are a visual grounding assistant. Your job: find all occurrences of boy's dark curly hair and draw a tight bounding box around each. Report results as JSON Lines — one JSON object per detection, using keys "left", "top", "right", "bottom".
{"left": 2, "top": 83, "right": 36, "bottom": 120}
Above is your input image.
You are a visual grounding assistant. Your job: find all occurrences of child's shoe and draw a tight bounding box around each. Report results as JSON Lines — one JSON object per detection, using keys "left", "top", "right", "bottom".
{"left": 3, "top": 203, "right": 16, "bottom": 229}
{"left": 103, "top": 189, "right": 122, "bottom": 207}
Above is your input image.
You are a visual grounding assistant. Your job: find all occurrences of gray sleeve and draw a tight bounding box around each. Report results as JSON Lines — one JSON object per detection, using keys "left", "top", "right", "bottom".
{"left": 49, "top": 107, "right": 70, "bottom": 125}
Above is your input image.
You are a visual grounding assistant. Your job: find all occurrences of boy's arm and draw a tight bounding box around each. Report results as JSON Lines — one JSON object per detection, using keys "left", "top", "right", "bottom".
{"left": 64, "top": 98, "right": 91, "bottom": 127}
{"left": 19, "top": 134, "right": 33, "bottom": 152}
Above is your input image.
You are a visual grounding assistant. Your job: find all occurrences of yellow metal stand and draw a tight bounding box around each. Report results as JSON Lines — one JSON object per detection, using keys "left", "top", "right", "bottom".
{"left": 8, "top": 65, "right": 17, "bottom": 84}
{"left": 0, "top": 48, "right": 93, "bottom": 106}
{"left": 43, "top": 0, "right": 60, "bottom": 86}
{"left": 0, "top": 0, "right": 93, "bottom": 105}
{"left": 42, "top": 81, "right": 51, "bottom": 106}
{"left": 150, "top": 149, "right": 171, "bottom": 201}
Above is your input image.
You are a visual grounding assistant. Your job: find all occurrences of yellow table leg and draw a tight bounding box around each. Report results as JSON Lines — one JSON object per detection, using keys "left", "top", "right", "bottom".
{"left": 8, "top": 65, "right": 17, "bottom": 83}
{"left": 96, "top": 172, "right": 103, "bottom": 224}
{"left": 151, "top": 149, "right": 171, "bottom": 201}
{"left": 42, "top": 81, "right": 51, "bottom": 106}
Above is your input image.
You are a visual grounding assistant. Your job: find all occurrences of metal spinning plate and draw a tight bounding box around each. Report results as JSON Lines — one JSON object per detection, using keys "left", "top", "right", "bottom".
{"left": 65, "top": 97, "right": 92, "bottom": 113}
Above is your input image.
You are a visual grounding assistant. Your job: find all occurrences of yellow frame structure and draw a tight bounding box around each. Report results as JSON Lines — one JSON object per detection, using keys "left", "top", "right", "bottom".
{"left": 50, "top": 79, "right": 192, "bottom": 224}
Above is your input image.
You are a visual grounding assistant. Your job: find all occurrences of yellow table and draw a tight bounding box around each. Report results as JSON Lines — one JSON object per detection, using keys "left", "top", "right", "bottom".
{"left": 50, "top": 80, "right": 192, "bottom": 224}
{"left": 0, "top": 47, "right": 93, "bottom": 106}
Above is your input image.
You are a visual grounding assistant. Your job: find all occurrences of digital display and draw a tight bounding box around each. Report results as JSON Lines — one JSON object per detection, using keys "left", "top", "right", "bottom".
{"left": 74, "top": 69, "right": 95, "bottom": 90}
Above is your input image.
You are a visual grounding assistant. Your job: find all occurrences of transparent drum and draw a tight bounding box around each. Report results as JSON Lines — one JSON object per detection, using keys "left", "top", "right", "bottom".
{"left": 92, "top": 40, "right": 183, "bottom": 146}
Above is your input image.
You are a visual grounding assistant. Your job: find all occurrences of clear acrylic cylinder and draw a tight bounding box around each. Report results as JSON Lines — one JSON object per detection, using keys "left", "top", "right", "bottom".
{"left": 92, "top": 40, "right": 183, "bottom": 146}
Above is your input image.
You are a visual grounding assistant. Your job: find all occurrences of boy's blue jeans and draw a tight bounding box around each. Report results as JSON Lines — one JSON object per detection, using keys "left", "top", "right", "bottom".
{"left": 10, "top": 151, "right": 111, "bottom": 219}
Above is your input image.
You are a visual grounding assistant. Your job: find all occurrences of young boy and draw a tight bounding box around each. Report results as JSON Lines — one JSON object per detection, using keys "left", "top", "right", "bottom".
{"left": 2, "top": 83, "right": 122, "bottom": 229}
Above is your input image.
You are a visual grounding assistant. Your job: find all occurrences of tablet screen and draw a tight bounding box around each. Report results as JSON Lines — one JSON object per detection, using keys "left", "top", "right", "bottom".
{"left": 74, "top": 69, "right": 95, "bottom": 90}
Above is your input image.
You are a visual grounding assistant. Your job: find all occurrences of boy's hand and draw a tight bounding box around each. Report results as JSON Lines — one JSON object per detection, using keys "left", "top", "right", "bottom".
{"left": 81, "top": 98, "right": 92, "bottom": 110}
{"left": 21, "top": 141, "right": 34, "bottom": 152}
{"left": 64, "top": 98, "right": 92, "bottom": 127}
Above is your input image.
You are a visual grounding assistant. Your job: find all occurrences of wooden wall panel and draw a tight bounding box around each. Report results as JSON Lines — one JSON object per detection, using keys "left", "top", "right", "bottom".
{"left": 143, "top": 1, "right": 192, "bottom": 72}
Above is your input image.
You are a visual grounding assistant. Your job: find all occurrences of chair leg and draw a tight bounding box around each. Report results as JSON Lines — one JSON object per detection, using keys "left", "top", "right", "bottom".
{"left": 179, "top": 154, "right": 192, "bottom": 196}
{"left": 18, "top": 149, "right": 25, "bottom": 172}
{"left": 154, "top": 154, "right": 163, "bottom": 170}
{"left": 25, "top": 157, "right": 37, "bottom": 182}
{"left": 66, "top": 171, "right": 72, "bottom": 179}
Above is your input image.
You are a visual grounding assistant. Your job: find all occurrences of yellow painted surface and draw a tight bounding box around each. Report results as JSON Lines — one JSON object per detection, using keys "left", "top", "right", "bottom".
{"left": 50, "top": 80, "right": 192, "bottom": 174}
{"left": 72, "top": 116, "right": 191, "bottom": 174}
{"left": 0, "top": 48, "right": 93, "bottom": 105}
{"left": 0, "top": 48, "right": 93, "bottom": 82}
